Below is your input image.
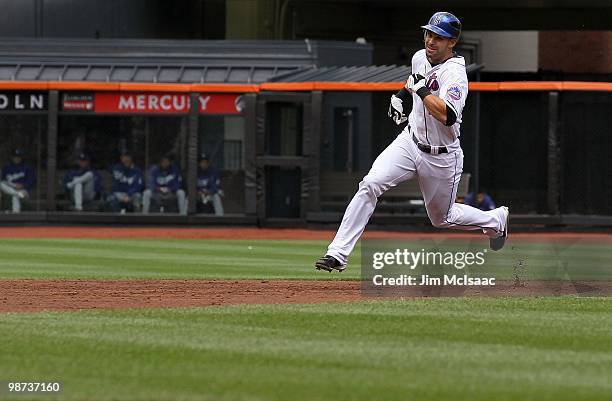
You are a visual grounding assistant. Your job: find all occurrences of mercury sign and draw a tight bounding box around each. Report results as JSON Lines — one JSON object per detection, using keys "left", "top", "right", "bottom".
{"left": 94, "top": 92, "right": 243, "bottom": 114}
{"left": 0, "top": 92, "right": 47, "bottom": 111}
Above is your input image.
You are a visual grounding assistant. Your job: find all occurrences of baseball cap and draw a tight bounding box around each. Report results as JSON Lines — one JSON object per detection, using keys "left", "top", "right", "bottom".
{"left": 78, "top": 152, "right": 90, "bottom": 161}
{"left": 199, "top": 153, "right": 209, "bottom": 161}
{"left": 12, "top": 149, "right": 24, "bottom": 157}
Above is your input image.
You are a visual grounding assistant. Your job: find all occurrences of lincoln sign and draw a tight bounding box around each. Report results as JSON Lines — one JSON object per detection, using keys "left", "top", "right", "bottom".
{"left": 0, "top": 92, "right": 47, "bottom": 111}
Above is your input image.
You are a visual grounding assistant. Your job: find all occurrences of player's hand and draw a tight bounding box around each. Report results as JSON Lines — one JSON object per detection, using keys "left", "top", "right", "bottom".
{"left": 14, "top": 183, "right": 23, "bottom": 190}
{"left": 405, "top": 74, "right": 426, "bottom": 93}
{"left": 388, "top": 95, "right": 407, "bottom": 125}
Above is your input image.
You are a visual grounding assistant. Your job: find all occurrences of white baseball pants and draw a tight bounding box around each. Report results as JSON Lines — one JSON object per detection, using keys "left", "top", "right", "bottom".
{"left": 0, "top": 181, "right": 28, "bottom": 213}
{"left": 327, "top": 131, "right": 506, "bottom": 265}
{"left": 67, "top": 171, "right": 96, "bottom": 211}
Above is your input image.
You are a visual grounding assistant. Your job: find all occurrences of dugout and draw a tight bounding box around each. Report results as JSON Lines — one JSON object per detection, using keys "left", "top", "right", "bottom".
{"left": 1, "top": 39, "right": 610, "bottom": 228}
{"left": 0, "top": 38, "right": 375, "bottom": 225}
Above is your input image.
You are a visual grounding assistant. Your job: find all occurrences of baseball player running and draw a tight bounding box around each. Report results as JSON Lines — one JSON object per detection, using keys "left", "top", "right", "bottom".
{"left": 315, "top": 12, "right": 509, "bottom": 272}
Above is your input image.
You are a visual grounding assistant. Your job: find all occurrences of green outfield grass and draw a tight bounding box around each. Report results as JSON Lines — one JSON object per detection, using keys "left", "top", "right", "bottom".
{"left": 0, "top": 237, "right": 609, "bottom": 280}
{"left": 0, "top": 238, "right": 354, "bottom": 279}
{"left": 0, "top": 236, "right": 610, "bottom": 401}
{"left": 1, "top": 298, "right": 611, "bottom": 401}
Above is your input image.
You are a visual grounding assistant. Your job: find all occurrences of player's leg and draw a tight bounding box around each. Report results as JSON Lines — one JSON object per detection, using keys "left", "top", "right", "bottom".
{"left": 142, "top": 189, "right": 152, "bottom": 213}
{"left": 319, "top": 132, "right": 418, "bottom": 270}
{"left": 73, "top": 171, "right": 94, "bottom": 186}
{"left": 3, "top": 183, "right": 27, "bottom": 213}
{"left": 131, "top": 193, "right": 143, "bottom": 212}
{"left": 418, "top": 148, "right": 509, "bottom": 248}
{"left": 176, "top": 189, "right": 187, "bottom": 215}
{"left": 11, "top": 195, "right": 20, "bottom": 213}
{"left": 73, "top": 183, "right": 84, "bottom": 211}
{"left": 212, "top": 193, "right": 224, "bottom": 216}
{"left": 0, "top": 181, "right": 19, "bottom": 197}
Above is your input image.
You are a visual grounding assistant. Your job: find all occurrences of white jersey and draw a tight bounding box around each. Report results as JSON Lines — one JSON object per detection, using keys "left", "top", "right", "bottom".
{"left": 405, "top": 49, "right": 468, "bottom": 151}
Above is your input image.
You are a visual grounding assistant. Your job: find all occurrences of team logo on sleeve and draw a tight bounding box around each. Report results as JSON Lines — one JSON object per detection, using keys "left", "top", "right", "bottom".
{"left": 447, "top": 86, "right": 462, "bottom": 101}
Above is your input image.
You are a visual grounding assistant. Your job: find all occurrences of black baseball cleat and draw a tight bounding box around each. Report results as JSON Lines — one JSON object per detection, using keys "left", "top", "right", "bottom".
{"left": 315, "top": 255, "right": 346, "bottom": 273}
{"left": 489, "top": 206, "right": 509, "bottom": 251}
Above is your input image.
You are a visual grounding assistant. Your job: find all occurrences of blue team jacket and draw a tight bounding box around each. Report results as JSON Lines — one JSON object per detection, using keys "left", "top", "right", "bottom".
{"left": 1, "top": 162, "right": 36, "bottom": 192}
{"left": 148, "top": 164, "right": 183, "bottom": 193}
{"left": 197, "top": 167, "right": 220, "bottom": 194}
{"left": 465, "top": 193, "right": 496, "bottom": 211}
{"left": 111, "top": 163, "right": 144, "bottom": 195}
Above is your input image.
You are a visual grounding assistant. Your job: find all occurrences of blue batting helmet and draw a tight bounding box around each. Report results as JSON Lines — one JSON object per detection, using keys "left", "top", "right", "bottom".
{"left": 421, "top": 12, "right": 461, "bottom": 39}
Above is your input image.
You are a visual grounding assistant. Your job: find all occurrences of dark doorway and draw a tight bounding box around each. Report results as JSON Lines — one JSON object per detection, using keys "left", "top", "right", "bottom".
{"left": 265, "top": 102, "right": 303, "bottom": 156}
{"left": 265, "top": 166, "right": 301, "bottom": 218}
{"left": 333, "top": 107, "right": 358, "bottom": 172}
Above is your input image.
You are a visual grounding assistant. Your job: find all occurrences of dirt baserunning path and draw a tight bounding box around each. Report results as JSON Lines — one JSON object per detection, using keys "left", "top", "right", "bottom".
{"left": 0, "top": 279, "right": 362, "bottom": 313}
{"left": 1, "top": 227, "right": 610, "bottom": 313}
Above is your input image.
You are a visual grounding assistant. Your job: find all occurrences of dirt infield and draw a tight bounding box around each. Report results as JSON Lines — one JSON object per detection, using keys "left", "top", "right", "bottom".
{"left": 2, "top": 279, "right": 610, "bottom": 313}
{"left": 1, "top": 227, "right": 610, "bottom": 313}
{"left": 0, "top": 280, "right": 362, "bottom": 312}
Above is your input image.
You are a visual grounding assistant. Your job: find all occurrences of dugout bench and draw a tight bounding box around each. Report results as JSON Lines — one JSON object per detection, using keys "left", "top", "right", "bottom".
{"left": 318, "top": 171, "right": 471, "bottom": 214}
{"left": 0, "top": 169, "right": 245, "bottom": 214}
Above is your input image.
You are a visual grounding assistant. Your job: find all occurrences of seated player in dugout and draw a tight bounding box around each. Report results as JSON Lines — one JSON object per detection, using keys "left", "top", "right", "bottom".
{"left": 196, "top": 154, "right": 224, "bottom": 216}
{"left": 0, "top": 149, "right": 36, "bottom": 213}
{"left": 315, "top": 11, "right": 509, "bottom": 273}
{"left": 142, "top": 154, "right": 187, "bottom": 215}
{"left": 108, "top": 151, "right": 144, "bottom": 213}
{"left": 464, "top": 189, "right": 496, "bottom": 211}
{"left": 63, "top": 152, "right": 102, "bottom": 211}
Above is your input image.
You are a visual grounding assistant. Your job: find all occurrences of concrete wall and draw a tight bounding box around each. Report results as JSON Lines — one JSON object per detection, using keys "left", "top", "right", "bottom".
{"left": 461, "top": 31, "right": 539, "bottom": 72}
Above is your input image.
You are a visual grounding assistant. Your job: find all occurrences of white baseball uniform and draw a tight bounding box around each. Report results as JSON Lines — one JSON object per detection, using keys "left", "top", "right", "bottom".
{"left": 326, "top": 49, "right": 507, "bottom": 265}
